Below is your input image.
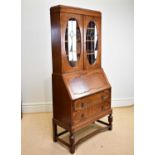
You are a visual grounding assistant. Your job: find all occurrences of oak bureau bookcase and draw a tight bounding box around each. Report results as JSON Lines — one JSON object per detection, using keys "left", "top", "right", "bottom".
{"left": 50, "top": 5, "right": 113, "bottom": 154}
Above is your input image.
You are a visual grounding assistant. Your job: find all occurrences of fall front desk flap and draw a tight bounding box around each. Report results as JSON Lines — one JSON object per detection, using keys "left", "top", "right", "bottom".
{"left": 63, "top": 69, "right": 111, "bottom": 100}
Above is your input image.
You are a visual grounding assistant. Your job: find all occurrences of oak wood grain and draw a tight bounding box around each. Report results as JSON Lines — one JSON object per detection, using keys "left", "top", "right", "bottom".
{"left": 50, "top": 5, "right": 112, "bottom": 153}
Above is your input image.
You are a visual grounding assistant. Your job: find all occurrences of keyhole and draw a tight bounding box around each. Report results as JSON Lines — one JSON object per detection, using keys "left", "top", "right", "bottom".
{"left": 101, "top": 106, "right": 104, "bottom": 111}
{"left": 81, "top": 113, "right": 84, "bottom": 118}
{"left": 81, "top": 103, "right": 84, "bottom": 108}
{"left": 101, "top": 96, "right": 104, "bottom": 101}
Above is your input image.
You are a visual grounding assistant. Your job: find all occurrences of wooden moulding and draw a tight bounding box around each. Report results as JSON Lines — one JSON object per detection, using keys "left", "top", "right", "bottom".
{"left": 50, "top": 5, "right": 101, "bottom": 17}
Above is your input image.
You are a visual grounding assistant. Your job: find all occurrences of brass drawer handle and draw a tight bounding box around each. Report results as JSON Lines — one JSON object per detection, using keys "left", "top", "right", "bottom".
{"left": 74, "top": 102, "right": 86, "bottom": 111}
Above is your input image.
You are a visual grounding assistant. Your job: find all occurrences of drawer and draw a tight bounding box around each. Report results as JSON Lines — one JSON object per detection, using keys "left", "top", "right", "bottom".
{"left": 72, "top": 89, "right": 111, "bottom": 124}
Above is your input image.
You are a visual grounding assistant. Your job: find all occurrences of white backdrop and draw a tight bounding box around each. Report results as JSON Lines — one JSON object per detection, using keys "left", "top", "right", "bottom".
{"left": 22, "top": 0, "right": 134, "bottom": 112}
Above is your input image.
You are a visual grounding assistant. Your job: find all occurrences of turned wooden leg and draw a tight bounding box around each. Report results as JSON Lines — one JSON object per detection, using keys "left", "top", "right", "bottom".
{"left": 52, "top": 119, "right": 57, "bottom": 142}
{"left": 108, "top": 113, "right": 113, "bottom": 130}
{"left": 69, "top": 132, "right": 75, "bottom": 154}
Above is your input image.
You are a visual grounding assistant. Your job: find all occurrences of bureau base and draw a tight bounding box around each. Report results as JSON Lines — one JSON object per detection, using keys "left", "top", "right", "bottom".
{"left": 52, "top": 112, "right": 113, "bottom": 154}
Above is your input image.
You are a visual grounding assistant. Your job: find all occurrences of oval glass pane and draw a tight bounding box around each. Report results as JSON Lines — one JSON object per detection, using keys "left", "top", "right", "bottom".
{"left": 86, "top": 21, "right": 98, "bottom": 64}
{"left": 65, "top": 18, "right": 81, "bottom": 67}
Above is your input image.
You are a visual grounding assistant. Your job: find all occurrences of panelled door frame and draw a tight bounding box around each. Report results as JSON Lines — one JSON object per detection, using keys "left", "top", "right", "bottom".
{"left": 84, "top": 16, "right": 101, "bottom": 70}
{"left": 60, "top": 13, "right": 84, "bottom": 73}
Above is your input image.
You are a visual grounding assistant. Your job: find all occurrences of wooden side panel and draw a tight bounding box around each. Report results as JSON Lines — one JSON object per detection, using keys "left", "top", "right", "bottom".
{"left": 50, "top": 11, "right": 62, "bottom": 73}
{"left": 52, "top": 74, "right": 72, "bottom": 130}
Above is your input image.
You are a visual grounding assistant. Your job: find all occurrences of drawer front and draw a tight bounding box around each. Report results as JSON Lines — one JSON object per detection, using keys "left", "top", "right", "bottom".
{"left": 72, "top": 89, "right": 111, "bottom": 124}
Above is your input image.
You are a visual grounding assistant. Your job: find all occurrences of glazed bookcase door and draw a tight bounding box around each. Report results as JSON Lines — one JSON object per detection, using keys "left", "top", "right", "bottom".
{"left": 60, "top": 13, "right": 84, "bottom": 73}
{"left": 84, "top": 16, "right": 101, "bottom": 70}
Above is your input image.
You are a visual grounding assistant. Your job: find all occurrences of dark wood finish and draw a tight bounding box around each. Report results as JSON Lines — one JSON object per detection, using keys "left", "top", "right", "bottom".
{"left": 75, "top": 126, "right": 109, "bottom": 146}
{"left": 50, "top": 13, "right": 61, "bottom": 73}
{"left": 57, "top": 130, "right": 68, "bottom": 137}
{"left": 97, "top": 120, "right": 109, "bottom": 126}
{"left": 72, "top": 108, "right": 112, "bottom": 132}
{"left": 63, "top": 69, "right": 111, "bottom": 100}
{"left": 108, "top": 113, "right": 113, "bottom": 130}
{"left": 50, "top": 5, "right": 101, "bottom": 17}
{"left": 69, "top": 132, "right": 75, "bottom": 154}
{"left": 53, "top": 119, "right": 112, "bottom": 153}
{"left": 72, "top": 90, "right": 111, "bottom": 125}
{"left": 50, "top": 5, "right": 113, "bottom": 154}
{"left": 52, "top": 119, "right": 57, "bottom": 142}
